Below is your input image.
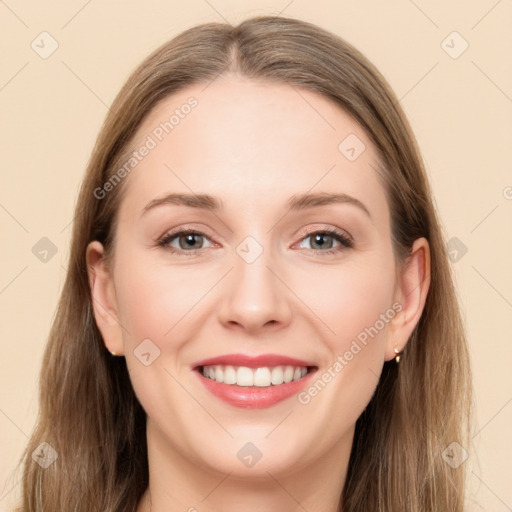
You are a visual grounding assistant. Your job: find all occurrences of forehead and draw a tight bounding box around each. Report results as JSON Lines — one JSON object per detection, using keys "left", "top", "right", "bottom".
{"left": 118, "top": 75, "right": 388, "bottom": 222}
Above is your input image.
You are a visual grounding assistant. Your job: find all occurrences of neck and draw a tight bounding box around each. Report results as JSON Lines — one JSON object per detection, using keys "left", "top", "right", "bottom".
{"left": 137, "top": 421, "right": 353, "bottom": 512}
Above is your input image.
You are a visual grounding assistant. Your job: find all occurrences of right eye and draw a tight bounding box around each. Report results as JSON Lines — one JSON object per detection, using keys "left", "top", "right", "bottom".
{"left": 158, "top": 229, "right": 215, "bottom": 255}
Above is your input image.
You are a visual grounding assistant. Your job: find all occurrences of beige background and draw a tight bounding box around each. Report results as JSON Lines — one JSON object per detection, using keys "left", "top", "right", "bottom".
{"left": 1, "top": 1, "right": 511, "bottom": 510}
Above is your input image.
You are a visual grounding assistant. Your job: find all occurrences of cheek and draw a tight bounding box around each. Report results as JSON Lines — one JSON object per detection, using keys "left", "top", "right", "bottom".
{"left": 113, "top": 251, "right": 208, "bottom": 342}
{"left": 110, "top": 252, "right": 205, "bottom": 435}
{"left": 291, "top": 253, "right": 396, "bottom": 424}
{"left": 291, "top": 253, "right": 396, "bottom": 350}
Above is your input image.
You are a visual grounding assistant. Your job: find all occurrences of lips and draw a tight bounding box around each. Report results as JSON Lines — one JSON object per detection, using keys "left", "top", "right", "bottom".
{"left": 192, "top": 353, "right": 318, "bottom": 409}
{"left": 192, "top": 353, "right": 316, "bottom": 369}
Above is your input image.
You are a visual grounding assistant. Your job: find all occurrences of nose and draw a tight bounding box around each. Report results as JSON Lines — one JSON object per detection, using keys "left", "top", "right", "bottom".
{"left": 216, "top": 245, "right": 293, "bottom": 336}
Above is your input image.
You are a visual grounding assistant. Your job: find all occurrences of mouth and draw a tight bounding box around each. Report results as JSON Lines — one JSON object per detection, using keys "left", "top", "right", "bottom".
{"left": 192, "top": 354, "right": 318, "bottom": 409}
{"left": 197, "top": 364, "right": 316, "bottom": 387}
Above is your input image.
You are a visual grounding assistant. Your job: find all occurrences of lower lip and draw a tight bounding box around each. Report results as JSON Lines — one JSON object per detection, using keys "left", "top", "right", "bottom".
{"left": 195, "top": 368, "right": 317, "bottom": 409}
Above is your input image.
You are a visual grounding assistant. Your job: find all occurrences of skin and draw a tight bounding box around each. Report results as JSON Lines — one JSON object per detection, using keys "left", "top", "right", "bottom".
{"left": 87, "top": 75, "right": 430, "bottom": 512}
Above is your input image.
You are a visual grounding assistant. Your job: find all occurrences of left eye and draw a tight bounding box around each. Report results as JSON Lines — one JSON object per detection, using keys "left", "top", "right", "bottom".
{"left": 297, "top": 230, "right": 351, "bottom": 251}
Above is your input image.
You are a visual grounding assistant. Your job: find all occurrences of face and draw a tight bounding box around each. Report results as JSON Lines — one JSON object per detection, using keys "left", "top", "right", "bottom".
{"left": 87, "top": 75, "right": 427, "bottom": 480}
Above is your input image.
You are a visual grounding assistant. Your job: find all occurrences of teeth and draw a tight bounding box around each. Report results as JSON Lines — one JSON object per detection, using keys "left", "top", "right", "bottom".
{"left": 254, "top": 367, "right": 271, "bottom": 387}
{"left": 283, "top": 366, "right": 294, "bottom": 383}
{"left": 237, "top": 366, "right": 254, "bottom": 386}
{"left": 224, "top": 365, "right": 237, "bottom": 385}
{"left": 215, "top": 366, "right": 224, "bottom": 383}
{"left": 200, "top": 365, "right": 310, "bottom": 387}
{"left": 271, "top": 366, "right": 284, "bottom": 385}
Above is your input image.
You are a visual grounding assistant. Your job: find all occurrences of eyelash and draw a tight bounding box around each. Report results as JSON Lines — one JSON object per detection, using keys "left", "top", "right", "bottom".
{"left": 157, "top": 227, "right": 353, "bottom": 257}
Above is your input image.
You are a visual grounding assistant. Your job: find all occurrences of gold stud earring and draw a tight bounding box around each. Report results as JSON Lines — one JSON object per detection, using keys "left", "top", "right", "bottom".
{"left": 393, "top": 346, "right": 402, "bottom": 364}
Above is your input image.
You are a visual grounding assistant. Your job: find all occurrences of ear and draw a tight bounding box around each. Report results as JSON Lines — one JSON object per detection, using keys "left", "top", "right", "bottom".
{"left": 385, "top": 237, "right": 431, "bottom": 361}
{"left": 85, "top": 241, "right": 125, "bottom": 356}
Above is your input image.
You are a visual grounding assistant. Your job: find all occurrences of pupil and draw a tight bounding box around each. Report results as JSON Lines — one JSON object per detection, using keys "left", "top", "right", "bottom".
{"left": 313, "top": 234, "right": 332, "bottom": 249}
{"left": 181, "top": 234, "right": 201, "bottom": 249}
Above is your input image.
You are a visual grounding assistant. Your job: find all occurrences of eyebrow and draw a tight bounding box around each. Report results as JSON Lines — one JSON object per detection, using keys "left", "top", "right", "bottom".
{"left": 142, "top": 192, "right": 371, "bottom": 218}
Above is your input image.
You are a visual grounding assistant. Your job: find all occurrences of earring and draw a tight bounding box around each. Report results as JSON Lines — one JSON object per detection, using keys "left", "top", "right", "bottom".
{"left": 110, "top": 350, "right": 117, "bottom": 356}
{"left": 393, "top": 346, "right": 402, "bottom": 364}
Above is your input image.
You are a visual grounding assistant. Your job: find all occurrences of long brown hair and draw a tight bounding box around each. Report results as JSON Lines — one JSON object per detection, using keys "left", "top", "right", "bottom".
{"left": 15, "top": 15, "right": 472, "bottom": 511}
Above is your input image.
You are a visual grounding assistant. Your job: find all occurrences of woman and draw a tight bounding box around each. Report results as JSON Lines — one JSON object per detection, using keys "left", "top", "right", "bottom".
{"left": 16, "top": 15, "right": 472, "bottom": 512}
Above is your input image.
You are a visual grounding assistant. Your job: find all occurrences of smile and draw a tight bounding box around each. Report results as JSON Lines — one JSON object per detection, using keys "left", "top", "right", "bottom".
{"left": 192, "top": 354, "right": 318, "bottom": 409}
{"left": 200, "top": 364, "right": 310, "bottom": 387}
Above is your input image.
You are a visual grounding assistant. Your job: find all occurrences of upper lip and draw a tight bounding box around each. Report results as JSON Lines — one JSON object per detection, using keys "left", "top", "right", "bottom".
{"left": 192, "top": 353, "right": 317, "bottom": 369}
